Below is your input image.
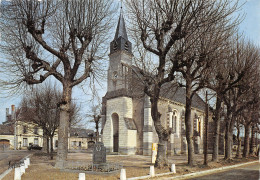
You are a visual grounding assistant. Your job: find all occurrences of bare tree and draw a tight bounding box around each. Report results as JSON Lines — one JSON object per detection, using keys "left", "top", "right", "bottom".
{"left": 127, "top": 0, "right": 241, "bottom": 166}
{"left": 242, "top": 103, "right": 259, "bottom": 157}
{"left": 221, "top": 40, "right": 260, "bottom": 160}
{"left": 19, "top": 83, "right": 81, "bottom": 159}
{"left": 0, "top": 0, "right": 115, "bottom": 168}
{"left": 86, "top": 104, "right": 101, "bottom": 142}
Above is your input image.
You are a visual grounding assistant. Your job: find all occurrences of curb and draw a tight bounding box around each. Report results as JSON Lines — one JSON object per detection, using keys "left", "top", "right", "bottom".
{"left": 127, "top": 160, "right": 259, "bottom": 180}
{"left": 0, "top": 154, "right": 32, "bottom": 180}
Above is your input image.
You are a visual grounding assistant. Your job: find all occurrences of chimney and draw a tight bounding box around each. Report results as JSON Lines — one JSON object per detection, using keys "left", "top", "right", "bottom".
{"left": 11, "top": 105, "right": 15, "bottom": 120}
{"left": 6, "top": 108, "right": 9, "bottom": 122}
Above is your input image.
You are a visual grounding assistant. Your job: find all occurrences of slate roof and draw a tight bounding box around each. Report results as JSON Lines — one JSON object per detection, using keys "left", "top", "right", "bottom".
{"left": 0, "top": 124, "right": 14, "bottom": 135}
{"left": 70, "top": 128, "right": 95, "bottom": 138}
{"left": 131, "top": 65, "right": 206, "bottom": 111}
{"left": 124, "top": 118, "right": 137, "bottom": 130}
{"left": 160, "top": 82, "right": 206, "bottom": 111}
{"left": 114, "top": 8, "right": 128, "bottom": 40}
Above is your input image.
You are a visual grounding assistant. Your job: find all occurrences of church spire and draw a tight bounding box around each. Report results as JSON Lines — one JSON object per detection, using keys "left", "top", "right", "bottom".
{"left": 110, "top": 7, "right": 132, "bottom": 55}
{"left": 114, "top": 7, "right": 128, "bottom": 40}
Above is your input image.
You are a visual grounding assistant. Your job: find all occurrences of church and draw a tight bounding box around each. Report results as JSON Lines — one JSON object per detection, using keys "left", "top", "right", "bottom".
{"left": 101, "top": 11, "right": 208, "bottom": 156}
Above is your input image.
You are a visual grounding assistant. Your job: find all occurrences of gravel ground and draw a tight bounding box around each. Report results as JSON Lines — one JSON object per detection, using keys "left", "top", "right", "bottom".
{"left": 0, "top": 150, "right": 31, "bottom": 174}
{"left": 1, "top": 151, "right": 258, "bottom": 180}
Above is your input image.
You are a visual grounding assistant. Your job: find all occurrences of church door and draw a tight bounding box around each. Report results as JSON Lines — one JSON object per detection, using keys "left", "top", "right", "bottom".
{"left": 112, "top": 113, "right": 119, "bottom": 152}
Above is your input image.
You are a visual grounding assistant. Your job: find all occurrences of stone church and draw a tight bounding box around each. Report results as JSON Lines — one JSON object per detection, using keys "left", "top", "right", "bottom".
{"left": 101, "top": 11, "right": 207, "bottom": 156}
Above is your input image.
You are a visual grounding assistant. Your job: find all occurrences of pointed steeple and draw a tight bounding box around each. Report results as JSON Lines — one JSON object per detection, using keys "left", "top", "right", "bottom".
{"left": 110, "top": 7, "right": 132, "bottom": 55}
{"left": 114, "top": 8, "right": 128, "bottom": 40}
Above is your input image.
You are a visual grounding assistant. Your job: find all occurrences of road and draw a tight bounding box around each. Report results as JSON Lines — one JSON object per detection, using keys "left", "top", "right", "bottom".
{"left": 187, "top": 162, "right": 259, "bottom": 180}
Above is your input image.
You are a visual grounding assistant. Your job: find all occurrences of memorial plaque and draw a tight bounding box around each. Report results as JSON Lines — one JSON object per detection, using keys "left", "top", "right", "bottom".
{"left": 93, "top": 142, "right": 106, "bottom": 164}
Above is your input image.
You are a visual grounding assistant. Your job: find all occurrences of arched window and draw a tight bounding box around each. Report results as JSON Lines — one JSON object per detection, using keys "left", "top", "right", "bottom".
{"left": 172, "top": 111, "right": 177, "bottom": 133}
{"left": 197, "top": 117, "right": 201, "bottom": 136}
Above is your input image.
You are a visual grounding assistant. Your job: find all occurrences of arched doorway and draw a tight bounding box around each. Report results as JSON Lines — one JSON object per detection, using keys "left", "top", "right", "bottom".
{"left": 112, "top": 113, "right": 119, "bottom": 152}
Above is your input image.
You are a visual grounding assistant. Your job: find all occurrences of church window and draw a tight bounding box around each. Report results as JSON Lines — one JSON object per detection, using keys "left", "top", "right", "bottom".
{"left": 172, "top": 111, "right": 177, "bottom": 133}
{"left": 197, "top": 117, "right": 201, "bottom": 136}
{"left": 113, "top": 41, "right": 118, "bottom": 51}
{"left": 124, "top": 42, "right": 129, "bottom": 51}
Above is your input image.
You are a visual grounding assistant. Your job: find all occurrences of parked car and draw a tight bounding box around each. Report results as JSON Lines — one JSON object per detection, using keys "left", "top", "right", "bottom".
{"left": 27, "top": 144, "right": 42, "bottom": 150}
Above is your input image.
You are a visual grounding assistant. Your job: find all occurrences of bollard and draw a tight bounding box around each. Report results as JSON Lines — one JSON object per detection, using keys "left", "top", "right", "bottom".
{"left": 78, "top": 173, "right": 85, "bottom": 180}
{"left": 150, "top": 166, "right": 155, "bottom": 177}
{"left": 14, "top": 167, "right": 21, "bottom": 180}
{"left": 24, "top": 159, "right": 28, "bottom": 169}
{"left": 120, "top": 169, "right": 126, "bottom": 180}
{"left": 171, "top": 164, "right": 176, "bottom": 173}
{"left": 20, "top": 164, "right": 25, "bottom": 175}
{"left": 26, "top": 158, "right": 30, "bottom": 166}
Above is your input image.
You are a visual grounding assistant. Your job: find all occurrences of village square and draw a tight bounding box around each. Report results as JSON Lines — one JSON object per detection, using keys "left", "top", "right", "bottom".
{"left": 0, "top": 0, "right": 259, "bottom": 180}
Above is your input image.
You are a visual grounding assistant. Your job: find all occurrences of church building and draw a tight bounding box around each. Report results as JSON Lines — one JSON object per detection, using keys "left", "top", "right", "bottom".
{"left": 101, "top": 11, "right": 208, "bottom": 156}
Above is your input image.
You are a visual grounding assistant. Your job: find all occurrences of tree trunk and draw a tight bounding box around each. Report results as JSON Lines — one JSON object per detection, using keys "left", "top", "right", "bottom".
{"left": 42, "top": 130, "right": 48, "bottom": 153}
{"left": 96, "top": 121, "right": 99, "bottom": 142}
{"left": 185, "top": 80, "right": 194, "bottom": 166}
{"left": 249, "top": 125, "right": 255, "bottom": 155}
{"left": 224, "top": 111, "right": 232, "bottom": 160}
{"left": 50, "top": 136, "right": 54, "bottom": 160}
{"left": 55, "top": 85, "right": 72, "bottom": 168}
{"left": 243, "top": 124, "right": 250, "bottom": 158}
{"left": 224, "top": 129, "right": 233, "bottom": 160}
{"left": 203, "top": 91, "right": 209, "bottom": 165}
{"left": 47, "top": 137, "right": 50, "bottom": 154}
{"left": 212, "top": 94, "right": 222, "bottom": 162}
{"left": 236, "top": 126, "right": 242, "bottom": 158}
{"left": 155, "top": 139, "right": 168, "bottom": 167}
{"left": 151, "top": 85, "right": 170, "bottom": 168}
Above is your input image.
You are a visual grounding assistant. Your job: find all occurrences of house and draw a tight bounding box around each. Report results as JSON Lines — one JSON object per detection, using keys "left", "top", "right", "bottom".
{"left": 101, "top": 11, "right": 212, "bottom": 155}
{"left": 0, "top": 105, "right": 95, "bottom": 151}
{"left": 69, "top": 128, "right": 95, "bottom": 150}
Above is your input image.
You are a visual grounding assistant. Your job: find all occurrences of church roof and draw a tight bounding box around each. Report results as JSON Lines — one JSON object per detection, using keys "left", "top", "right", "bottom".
{"left": 131, "top": 66, "right": 206, "bottom": 111}
{"left": 114, "top": 8, "right": 128, "bottom": 40}
{"left": 160, "top": 83, "right": 206, "bottom": 111}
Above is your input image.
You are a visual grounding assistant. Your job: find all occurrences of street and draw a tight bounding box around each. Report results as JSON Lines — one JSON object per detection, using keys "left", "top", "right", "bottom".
{"left": 187, "top": 162, "right": 259, "bottom": 180}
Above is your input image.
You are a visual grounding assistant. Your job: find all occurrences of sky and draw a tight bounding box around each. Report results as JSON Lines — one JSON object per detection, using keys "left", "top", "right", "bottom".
{"left": 0, "top": 0, "right": 260, "bottom": 125}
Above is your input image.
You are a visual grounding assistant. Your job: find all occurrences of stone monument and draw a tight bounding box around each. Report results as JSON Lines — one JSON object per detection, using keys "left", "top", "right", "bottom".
{"left": 93, "top": 142, "right": 106, "bottom": 164}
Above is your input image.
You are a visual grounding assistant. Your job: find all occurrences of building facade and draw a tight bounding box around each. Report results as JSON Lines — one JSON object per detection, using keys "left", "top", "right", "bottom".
{"left": 0, "top": 105, "right": 95, "bottom": 151}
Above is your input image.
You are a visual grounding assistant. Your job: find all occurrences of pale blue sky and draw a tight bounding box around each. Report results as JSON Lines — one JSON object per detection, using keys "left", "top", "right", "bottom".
{"left": 0, "top": 0, "right": 260, "bottom": 125}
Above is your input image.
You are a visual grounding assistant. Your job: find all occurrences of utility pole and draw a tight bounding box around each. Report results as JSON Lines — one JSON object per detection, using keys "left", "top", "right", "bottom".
{"left": 204, "top": 91, "right": 209, "bottom": 165}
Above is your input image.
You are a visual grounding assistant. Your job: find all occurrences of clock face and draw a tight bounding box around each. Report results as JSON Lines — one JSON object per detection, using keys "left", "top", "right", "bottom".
{"left": 113, "top": 71, "right": 118, "bottom": 80}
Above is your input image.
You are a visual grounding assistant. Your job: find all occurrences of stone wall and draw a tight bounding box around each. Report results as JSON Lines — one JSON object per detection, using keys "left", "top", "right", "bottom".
{"left": 103, "top": 96, "right": 137, "bottom": 154}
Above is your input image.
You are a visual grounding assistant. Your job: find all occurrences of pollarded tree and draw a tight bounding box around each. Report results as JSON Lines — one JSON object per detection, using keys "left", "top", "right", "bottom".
{"left": 0, "top": 0, "right": 115, "bottom": 168}
{"left": 127, "top": 0, "right": 241, "bottom": 166}
{"left": 19, "top": 83, "right": 81, "bottom": 159}
{"left": 222, "top": 39, "right": 260, "bottom": 160}
{"left": 205, "top": 37, "right": 256, "bottom": 162}
{"left": 175, "top": 11, "right": 239, "bottom": 165}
